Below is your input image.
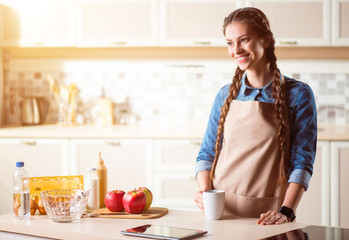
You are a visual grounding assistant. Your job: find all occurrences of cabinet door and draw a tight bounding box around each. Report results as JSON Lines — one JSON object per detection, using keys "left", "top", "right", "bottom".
{"left": 332, "top": 0, "right": 349, "bottom": 45}
{"left": 330, "top": 141, "right": 349, "bottom": 228}
{"left": 77, "top": 0, "right": 159, "bottom": 47}
{"left": 296, "top": 141, "right": 330, "bottom": 226}
{"left": 0, "top": 0, "right": 76, "bottom": 47}
{"left": 0, "top": 138, "right": 69, "bottom": 215}
{"left": 160, "top": 0, "right": 239, "bottom": 46}
{"left": 245, "top": 0, "right": 331, "bottom": 46}
{"left": 154, "top": 139, "right": 201, "bottom": 210}
{"left": 70, "top": 139, "right": 153, "bottom": 191}
{"left": 154, "top": 139, "right": 202, "bottom": 171}
{"left": 155, "top": 172, "right": 198, "bottom": 210}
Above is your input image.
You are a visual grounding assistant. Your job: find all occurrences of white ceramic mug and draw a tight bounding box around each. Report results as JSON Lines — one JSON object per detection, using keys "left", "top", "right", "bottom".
{"left": 203, "top": 190, "right": 225, "bottom": 220}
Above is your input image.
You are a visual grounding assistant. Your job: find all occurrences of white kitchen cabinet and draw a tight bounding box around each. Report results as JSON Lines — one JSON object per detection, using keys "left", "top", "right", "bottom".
{"left": 160, "top": 0, "right": 240, "bottom": 47}
{"left": 155, "top": 172, "right": 198, "bottom": 210}
{"left": 77, "top": 0, "right": 159, "bottom": 47}
{"left": 0, "top": 138, "right": 69, "bottom": 215}
{"left": 0, "top": 0, "right": 76, "bottom": 47}
{"left": 296, "top": 141, "right": 330, "bottom": 226}
{"left": 330, "top": 141, "right": 349, "bottom": 228}
{"left": 154, "top": 139, "right": 202, "bottom": 171}
{"left": 297, "top": 140, "right": 349, "bottom": 228}
{"left": 0, "top": 49, "right": 3, "bottom": 127}
{"left": 70, "top": 139, "right": 154, "bottom": 192}
{"left": 153, "top": 139, "right": 201, "bottom": 210}
{"left": 332, "top": 0, "right": 349, "bottom": 45}
{"left": 245, "top": 0, "right": 331, "bottom": 46}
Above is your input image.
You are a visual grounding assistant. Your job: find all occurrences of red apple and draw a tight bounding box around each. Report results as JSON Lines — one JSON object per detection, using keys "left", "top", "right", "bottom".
{"left": 138, "top": 187, "right": 153, "bottom": 210}
{"left": 105, "top": 190, "right": 125, "bottom": 212}
{"left": 122, "top": 189, "right": 147, "bottom": 214}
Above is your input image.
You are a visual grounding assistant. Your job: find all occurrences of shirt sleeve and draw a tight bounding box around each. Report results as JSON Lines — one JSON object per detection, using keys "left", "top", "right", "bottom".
{"left": 288, "top": 83, "right": 317, "bottom": 191}
{"left": 195, "top": 85, "right": 228, "bottom": 176}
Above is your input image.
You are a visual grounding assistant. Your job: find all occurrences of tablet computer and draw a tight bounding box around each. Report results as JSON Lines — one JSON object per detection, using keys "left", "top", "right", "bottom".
{"left": 120, "top": 224, "right": 208, "bottom": 240}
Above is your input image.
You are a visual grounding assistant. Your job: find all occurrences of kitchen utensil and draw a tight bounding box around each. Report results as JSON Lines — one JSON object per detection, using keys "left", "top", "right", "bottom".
{"left": 203, "top": 190, "right": 225, "bottom": 220}
{"left": 21, "top": 97, "right": 49, "bottom": 125}
{"left": 99, "top": 98, "right": 114, "bottom": 126}
{"left": 68, "top": 83, "right": 78, "bottom": 124}
{"left": 85, "top": 207, "right": 168, "bottom": 219}
{"left": 46, "top": 74, "right": 60, "bottom": 103}
{"left": 41, "top": 189, "right": 89, "bottom": 223}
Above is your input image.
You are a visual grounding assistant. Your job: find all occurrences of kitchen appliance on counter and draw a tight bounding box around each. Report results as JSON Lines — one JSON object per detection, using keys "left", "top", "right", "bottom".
{"left": 21, "top": 97, "right": 49, "bottom": 125}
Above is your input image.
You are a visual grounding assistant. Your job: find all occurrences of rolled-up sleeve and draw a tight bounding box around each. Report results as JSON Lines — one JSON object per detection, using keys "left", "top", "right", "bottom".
{"left": 288, "top": 83, "right": 317, "bottom": 191}
{"left": 195, "top": 85, "right": 228, "bottom": 176}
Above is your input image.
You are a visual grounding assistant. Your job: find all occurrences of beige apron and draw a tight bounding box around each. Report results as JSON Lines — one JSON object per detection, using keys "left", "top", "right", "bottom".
{"left": 212, "top": 100, "right": 287, "bottom": 218}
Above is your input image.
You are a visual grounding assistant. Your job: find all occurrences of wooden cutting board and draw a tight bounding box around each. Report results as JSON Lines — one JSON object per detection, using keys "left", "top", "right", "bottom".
{"left": 89, "top": 207, "right": 168, "bottom": 219}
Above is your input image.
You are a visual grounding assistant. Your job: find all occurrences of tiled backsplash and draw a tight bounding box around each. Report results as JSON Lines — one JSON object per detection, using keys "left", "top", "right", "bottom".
{"left": 3, "top": 55, "right": 349, "bottom": 126}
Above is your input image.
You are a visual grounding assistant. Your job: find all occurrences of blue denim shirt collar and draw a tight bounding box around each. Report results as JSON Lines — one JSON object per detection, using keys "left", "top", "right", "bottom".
{"left": 240, "top": 73, "right": 274, "bottom": 101}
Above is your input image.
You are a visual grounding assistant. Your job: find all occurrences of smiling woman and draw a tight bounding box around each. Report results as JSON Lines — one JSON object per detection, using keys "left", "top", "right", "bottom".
{"left": 225, "top": 21, "right": 268, "bottom": 80}
{"left": 194, "top": 7, "right": 317, "bottom": 226}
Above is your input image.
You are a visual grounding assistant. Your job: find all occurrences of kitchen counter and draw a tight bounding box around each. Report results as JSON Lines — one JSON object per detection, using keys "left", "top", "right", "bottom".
{"left": 0, "top": 209, "right": 307, "bottom": 240}
{"left": 0, "top": 123, "right": 348, "bottom": 140}
{"left": 0, "top": 123, "right": 206, "bottom": 139}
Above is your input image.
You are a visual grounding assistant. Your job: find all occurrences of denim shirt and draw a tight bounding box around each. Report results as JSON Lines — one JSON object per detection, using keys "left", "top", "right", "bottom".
{"left": 195, "top": 74, "right": 317, "bottom": 190}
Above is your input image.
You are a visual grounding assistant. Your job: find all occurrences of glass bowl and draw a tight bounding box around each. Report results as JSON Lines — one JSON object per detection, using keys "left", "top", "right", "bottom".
{"left": 41, "top": 189, "right": 89, "bottom": 223}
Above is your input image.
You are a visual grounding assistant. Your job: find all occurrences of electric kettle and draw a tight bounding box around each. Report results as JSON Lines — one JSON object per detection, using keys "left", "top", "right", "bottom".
{"left": 21, "top": 97, "right": 49, "bottom": 125}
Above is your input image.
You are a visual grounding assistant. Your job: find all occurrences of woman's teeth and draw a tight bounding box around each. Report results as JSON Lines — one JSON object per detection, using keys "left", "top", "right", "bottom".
{"left": 237, "top": 56, "right": 247, "bottom": 61}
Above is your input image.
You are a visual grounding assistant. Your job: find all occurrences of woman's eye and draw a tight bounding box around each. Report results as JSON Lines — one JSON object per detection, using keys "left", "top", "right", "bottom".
{"left": 241, "top": 38, "right": 248, "bottom": 43}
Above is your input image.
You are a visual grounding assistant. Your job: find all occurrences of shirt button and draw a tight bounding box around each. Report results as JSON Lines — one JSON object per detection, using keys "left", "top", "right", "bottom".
{"left": 256, "top": 90, "right": 260, "bottom": 94}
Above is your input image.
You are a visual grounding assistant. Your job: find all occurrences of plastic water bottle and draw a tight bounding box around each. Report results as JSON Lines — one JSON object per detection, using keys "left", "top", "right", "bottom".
{"left": 13, "top": 162, "right": 30, "bottom": 220}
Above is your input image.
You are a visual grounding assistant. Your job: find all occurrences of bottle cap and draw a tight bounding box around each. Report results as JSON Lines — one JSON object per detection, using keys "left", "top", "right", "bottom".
{"left": 16, "top": 162, "right": 24, "bottom": 167}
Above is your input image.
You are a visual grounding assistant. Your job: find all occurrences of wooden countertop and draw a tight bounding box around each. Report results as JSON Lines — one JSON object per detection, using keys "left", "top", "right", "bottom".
{"left": 0, "top": 210, "right": 307, "bottom": 240}
{"left": 0, "top": 123, "right": 206, "bottom": 139}
{"left": 0, "top": 123, "right": 348, "bottom": 141}
{"left": 317, "top": 125, "right": 349, "bottom": 141}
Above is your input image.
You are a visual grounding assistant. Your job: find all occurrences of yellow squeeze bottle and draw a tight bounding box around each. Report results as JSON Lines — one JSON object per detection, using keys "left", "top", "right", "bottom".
{"left": 95, "top": 152, "right": 108, "bottom": 208}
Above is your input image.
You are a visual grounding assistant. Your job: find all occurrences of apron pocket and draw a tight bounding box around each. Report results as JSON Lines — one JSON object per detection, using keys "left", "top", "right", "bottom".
{"left": 225, "top": 192, "right": 280, "bottom": 218}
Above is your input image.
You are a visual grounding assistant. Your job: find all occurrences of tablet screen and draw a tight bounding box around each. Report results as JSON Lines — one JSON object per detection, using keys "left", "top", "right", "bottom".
{"left": 120, "top": 224, "right": 207, "bottom": 240}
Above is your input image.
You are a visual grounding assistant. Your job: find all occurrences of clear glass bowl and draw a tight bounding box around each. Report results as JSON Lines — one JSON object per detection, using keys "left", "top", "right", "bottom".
{"left": 41, "top": 189, "right": 89, "bottom": 223}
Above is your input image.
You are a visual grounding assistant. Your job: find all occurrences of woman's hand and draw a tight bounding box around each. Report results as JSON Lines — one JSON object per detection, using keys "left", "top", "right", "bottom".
{"left": 257, "top": 183, "right": 303, "bottom": 225}
{"left": 194, "top": 189, "right": 206, "bottom": 210}
{"left": 194, "top": 171, "right": 212, "bottom": 210}
{"left": 257, "top": 210, "right": 289, "bottom": 225}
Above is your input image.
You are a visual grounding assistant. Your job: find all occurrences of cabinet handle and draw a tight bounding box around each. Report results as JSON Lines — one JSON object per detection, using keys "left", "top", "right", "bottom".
{"left": 20, "top": 140, "right": 37, "bottom": 146}
{"left": 30, "top": 42, "right": 44, "bottom": 46}
{"left": 104, "top": 140, "right": 121, "bottom": 146}
{"left": 190, "top": 141, "right": 202, "bottom": 146}
{"left": 110, "top": 41, "right": 127, "bottom": 45}
{"left": 279, "top": 41, "right": 298, "bottom": 45}
{"left": 193, "top": 41, "right": 211, "bottom": 45}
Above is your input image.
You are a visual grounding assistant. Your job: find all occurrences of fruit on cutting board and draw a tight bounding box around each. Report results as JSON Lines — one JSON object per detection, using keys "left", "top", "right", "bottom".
{"left": 138, "top": 187, "right": 153, "bottom": 210}
{"left": 105, "top": 190, "right": 125, "bottom": 212}
{"left": 122, "top": 190, "right": 147, "bottom": 214}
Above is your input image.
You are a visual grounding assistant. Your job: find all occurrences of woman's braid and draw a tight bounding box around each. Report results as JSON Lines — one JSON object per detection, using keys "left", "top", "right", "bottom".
{"left": 210, "top": 67, "right": 243, "bottom": 179}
